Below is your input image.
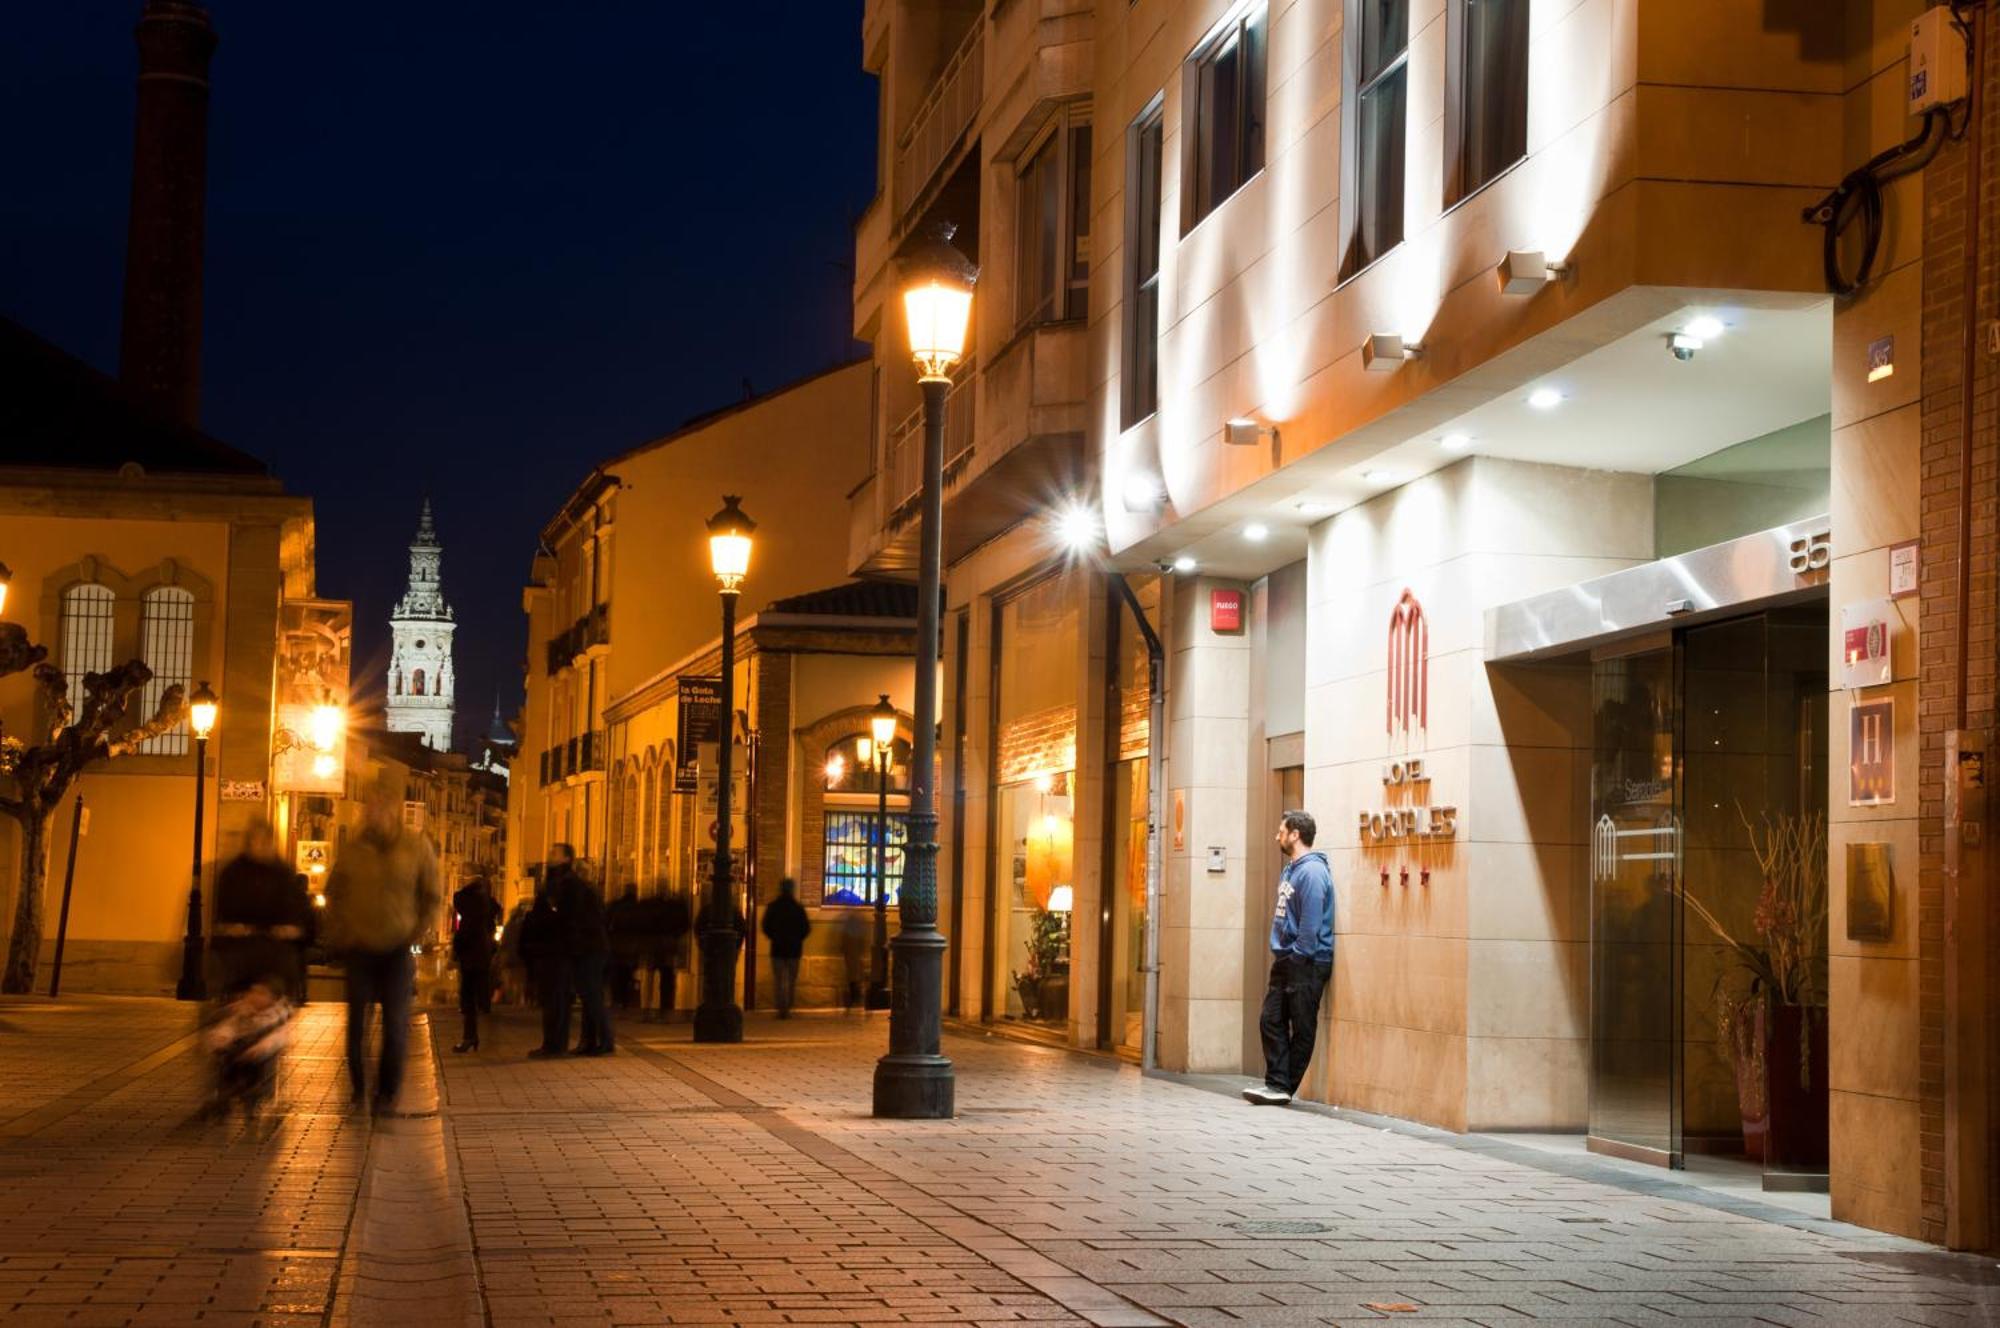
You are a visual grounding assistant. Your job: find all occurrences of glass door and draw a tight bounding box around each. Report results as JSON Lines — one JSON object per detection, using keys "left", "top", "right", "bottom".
{"left": 1589, "top": 643, "right": 1682, "bottom": 1165}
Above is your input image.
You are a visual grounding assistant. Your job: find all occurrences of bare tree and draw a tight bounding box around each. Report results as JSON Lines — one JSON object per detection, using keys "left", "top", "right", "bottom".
{"left": 1, "top": 622, "right": 185, "bottom": 993}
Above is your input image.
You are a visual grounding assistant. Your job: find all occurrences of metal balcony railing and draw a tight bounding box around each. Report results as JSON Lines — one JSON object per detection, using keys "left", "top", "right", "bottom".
{"left": 883, "top": 361, "right": 976, "bottom": 516}
{"left": 894, "top": 22, "right": 982, "bottom": 222}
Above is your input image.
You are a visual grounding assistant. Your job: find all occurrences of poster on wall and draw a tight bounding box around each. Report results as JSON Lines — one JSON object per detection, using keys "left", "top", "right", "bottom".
{"left": 674, "top": 676, "right": 722, "bottom": 793}
{"left": 1849, "top": 696, "right": 1895, "bottom": 806}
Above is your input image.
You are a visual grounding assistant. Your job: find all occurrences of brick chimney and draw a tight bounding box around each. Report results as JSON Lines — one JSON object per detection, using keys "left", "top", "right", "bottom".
{"left": 119, "top": 1, "right": 216, "bottom": 427}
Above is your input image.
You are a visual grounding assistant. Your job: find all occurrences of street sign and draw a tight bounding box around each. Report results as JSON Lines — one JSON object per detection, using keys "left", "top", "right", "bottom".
{"left": 696, "top": 740, "right": 748, "bottom": 846}
{"left": 675, "top": 676, "right": 722, "bottom": 792}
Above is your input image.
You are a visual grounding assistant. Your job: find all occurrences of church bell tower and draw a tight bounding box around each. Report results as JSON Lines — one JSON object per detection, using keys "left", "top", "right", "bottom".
{"left": 386, "top": 499, "right": 455, "bottom": 749}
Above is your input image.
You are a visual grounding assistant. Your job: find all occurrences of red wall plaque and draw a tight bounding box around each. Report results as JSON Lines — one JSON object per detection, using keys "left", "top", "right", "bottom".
{"left": 1210, "top": 588, "right": 1243, "bottom": 632}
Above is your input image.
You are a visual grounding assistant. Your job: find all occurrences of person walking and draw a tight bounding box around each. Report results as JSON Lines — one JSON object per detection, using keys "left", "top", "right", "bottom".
{"left": 323, "top": 786, "right": 442, "bottom": 1114}
{"left": 1244, "top": 810, "right": 1334, "bottom": 1107}
{"left": 450, "top": 877, "right": 502, "bottom": 1052}
{"left": 521, "top": 882, "right": 567, "bottom": 1056}
{"left": 838, "top": 909, "right": 868, "bottom": 1014}
{"left": 606, "top": 883, "right": 643, "bottom": 1011}
{"left": 553, "top": 852, "right": 613, "bottom": 1056}
{"left": 760, "top": 878, "right": 811, "bottom": 1017}
{"left": 497, "top": 898, "right": 530, "bottom": 1006}
{"left": 207, "top": 820, "right": 313, "bottom": 1119}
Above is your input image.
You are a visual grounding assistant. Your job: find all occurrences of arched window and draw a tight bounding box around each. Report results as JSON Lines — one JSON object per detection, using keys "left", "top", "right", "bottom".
{"left": 59, "top": 582, "right": 116, "bottom": 705}
{"left": 412, "top": 668, "right": 426, "bottom": 696}
{"left": 138, "top": 586, "right": 195, "bottom": 754}
{"left": 820, "top": 731, "right": 910, "bottom": 907}
{"left": 394, "top": 670, "right": 403, "bottom": 696}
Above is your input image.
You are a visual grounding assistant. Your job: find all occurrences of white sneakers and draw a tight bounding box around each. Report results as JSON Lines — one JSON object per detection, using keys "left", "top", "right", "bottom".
{"left": 1242, "top": 1083, "right": 1292, "bottom": 1106}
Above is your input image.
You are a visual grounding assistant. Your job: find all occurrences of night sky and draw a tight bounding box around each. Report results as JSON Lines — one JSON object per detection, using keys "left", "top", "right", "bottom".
{"left": 1, "top": 3, "right": 876, "bottom": 749}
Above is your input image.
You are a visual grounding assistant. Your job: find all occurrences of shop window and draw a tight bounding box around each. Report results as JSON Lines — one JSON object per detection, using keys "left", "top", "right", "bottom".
{"left": 59, "top": 582, "right": 116, "bottom": 704}
{"left": 1182, "top": 3, "right": 1267, "bottom": 232}
{"left": 1343, "top": 0, "right": 1409, "bottom": 277}
{"left": 137, "top": 585, "right": 195, "bottom": 755}
{"left": 1015, "top": 114, "right": 1092, "bottom": 330}
{"left": 1447, "top": 0, "right": 1529, "bottom": 206}
{"left": 821, "top": 732, "right": 909, "bottom": 906}
{"left": 1122, "top": 100, "right": 1164, "bottom": 429}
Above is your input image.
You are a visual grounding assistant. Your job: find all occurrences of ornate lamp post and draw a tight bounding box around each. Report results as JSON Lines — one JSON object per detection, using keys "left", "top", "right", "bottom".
{"left": 875, "top": 222, "right": 976, "bottom": 1118}
{"left": 695, "top": 495, "right": 754, "bottom": 1043}
{"left": 865, "top": 693, "right": 897, "bottom": 1010}
{"left": 175, "top": 679, "right": 218, "bottom": 1001}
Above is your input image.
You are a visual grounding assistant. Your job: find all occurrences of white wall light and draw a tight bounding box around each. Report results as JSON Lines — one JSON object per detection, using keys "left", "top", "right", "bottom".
{"left": 1684, "top": 315, "right": 1725, "bottom": 341}
{"left": 1243, "top": 522, "right": 1270, "bottom": 543}
{"left": 1497, "top": 249, "right": 1570, "bottom": 295}
{"left": 1439, "top": 433, "right": 1472, "bottom": 452}
{"left": 1172, "top": 555, "right": 1197, "bottom": 573}
{"left": 1222, "top": 417, "right": 1279, "bottom": 447}
{"left": 1527, "top": 386, "right": 1564, "bottom": 410}
{"left": 1362, "top": 333, "right": 1424, "bottom": 373}
{"left": 1121, "top": 472, "right": 1167, "bottom": 512}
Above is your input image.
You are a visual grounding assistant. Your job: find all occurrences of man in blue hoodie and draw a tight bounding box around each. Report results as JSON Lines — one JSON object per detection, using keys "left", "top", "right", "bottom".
{"left": 1245, "top": 810, "right": 1334, "bottom": 1106}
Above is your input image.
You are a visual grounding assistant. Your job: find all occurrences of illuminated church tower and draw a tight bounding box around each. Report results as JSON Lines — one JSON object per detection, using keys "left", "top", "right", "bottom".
{"left": 386, "top": 499, "right": 455, "bottom": 749}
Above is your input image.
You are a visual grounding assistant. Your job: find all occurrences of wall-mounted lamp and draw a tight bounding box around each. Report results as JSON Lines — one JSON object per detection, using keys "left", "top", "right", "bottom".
{"left": 1362, "top": 333, "right": 1424, "bottom": 373}
{"left": 1497, "top": 249, "right": 1570, "bottom": 295}
{"left": 1222, "top": 417, "right": 1279, "bottom": 447}
{"left": 1121, "top": 472, "right": 1167, "bottom": 512}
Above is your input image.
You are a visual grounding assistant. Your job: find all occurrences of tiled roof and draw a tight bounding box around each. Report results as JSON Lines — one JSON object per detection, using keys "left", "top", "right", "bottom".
{"left": 763, "top": 580, "right": 918, "bottom": 619}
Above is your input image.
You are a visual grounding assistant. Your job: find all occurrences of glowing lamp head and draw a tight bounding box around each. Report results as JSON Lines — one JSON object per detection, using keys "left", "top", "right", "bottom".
{"left": 1054, "top": 502, "right": 1100, "bottom": 555}
{"left": 0, "top": 559, "right": 11, "bottom": 617}
{"left": 312, "top": 753, "right": 338, "bottom": 780}
{"left": 1046, "top": 884, "right": 1074, "bottom": 914}
{"left": 705, "top": 494, "right": 756, "bottom": 593}
{"left": 824, "top": 753, "right": 847, "bottom": 787}
{"left": 869, "top": 693, "right": 897, "bottom": 751}
{"left": 188, "top": 680, "right": 219, "bottom": 740}
{"left": 307, "top": 702, "right": 343, "bottom": 752}
{"left": 855, "top": 736, "right": 873, "bottom": 766}
{"left": 898, "top": 221, "right": 979, "bottom": 382}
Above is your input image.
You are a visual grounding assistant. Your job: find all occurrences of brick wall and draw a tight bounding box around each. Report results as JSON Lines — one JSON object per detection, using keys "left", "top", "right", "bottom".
{"left": 752, "top": 655, "right": 791, "bottom": 907}
{"left": 1917, "top": 7, "right": 2000, "bottom": 1247}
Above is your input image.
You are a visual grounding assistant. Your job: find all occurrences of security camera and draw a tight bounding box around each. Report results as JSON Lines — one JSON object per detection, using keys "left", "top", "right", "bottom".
{"left": 1667, "top": 331, "right": 1702, "bottom": 362}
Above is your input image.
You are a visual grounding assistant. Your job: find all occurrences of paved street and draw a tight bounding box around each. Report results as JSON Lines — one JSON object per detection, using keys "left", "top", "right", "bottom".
{"left": 1, "top": 995, "right": 1996, "bottom": 1327}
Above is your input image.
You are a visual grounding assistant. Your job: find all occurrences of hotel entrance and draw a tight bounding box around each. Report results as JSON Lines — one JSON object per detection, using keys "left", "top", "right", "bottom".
{"left": 1588, "top": 604, "right": 1827, "bottom": 1180}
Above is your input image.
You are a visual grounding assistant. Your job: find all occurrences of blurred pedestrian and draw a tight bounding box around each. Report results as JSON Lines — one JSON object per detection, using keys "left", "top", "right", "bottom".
{"left": 761, "top": 878, "right": 810, "bottom": 1017}
{"left": 639, "top": 887, "right": 692, "bottom": 1022}
{"left": 606, "top": 883, "right": 643, "bottom": 1010}
{"left": 323, "top": 786, "right": 441, "bottom": 1114}
{"left": 497, "top": 898, "right": 530, "bottom": 1005}
{"left": 450, "top": 877, "right": 502, "bottom": 1053}
{"left": 523, "top": 865, "right": 569, "bottom": 1057}
{"left": 207, "top": 820, "right": 312, "bottom": 1119}
{"left": 838, "top": 909, "right": 867, "bottom": 1013}
{"left": 556, "top": 857, "right": 613, "bottom": 1056}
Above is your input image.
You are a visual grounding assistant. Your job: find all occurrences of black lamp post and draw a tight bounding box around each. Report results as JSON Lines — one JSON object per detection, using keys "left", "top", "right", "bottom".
{"left": 175, "top": 679, "right": 218, "bottom": 1001}
{"left": 695, "top": 495, "right": 753, "bottom": 1043}
{"left": 875, "top": 221, "right": 976, "bottom": 1118}
{"left": 865, "top": 693, "right": 896, "bottom": 1010}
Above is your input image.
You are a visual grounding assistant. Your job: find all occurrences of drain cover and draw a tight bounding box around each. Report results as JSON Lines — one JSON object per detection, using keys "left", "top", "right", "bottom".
{"left": 1225, "top": 1220, "right": 1332, "bottom": 1234}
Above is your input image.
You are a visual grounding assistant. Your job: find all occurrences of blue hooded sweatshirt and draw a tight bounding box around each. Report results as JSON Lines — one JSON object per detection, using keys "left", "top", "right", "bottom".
{"left": 1270, "top": 850, "right": 1334, "bottom": 964}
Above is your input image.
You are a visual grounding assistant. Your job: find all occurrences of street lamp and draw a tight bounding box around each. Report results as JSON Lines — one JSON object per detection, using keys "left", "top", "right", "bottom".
{"left": 875, "top": 221, "right": 976, "bottom": 1118}
{"left": 695, "top": 495, "right": 754, "bottom": 1042}
{"left": 0, "top": 560, "right": 11, "bottom": 617}
{"left": 865, "top": 693, "right": 896, "bottom": 1010}
{"left": 175, "top": 679, "right": 218, "bottom": 1001}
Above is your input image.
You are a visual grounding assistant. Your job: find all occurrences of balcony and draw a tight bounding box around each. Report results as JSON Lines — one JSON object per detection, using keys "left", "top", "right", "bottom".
{"left": 563, "top": 729, "right": 606, "bottom": 782}
{"left": 543, "top": 603, "right": 610, "bottom": 675}
{"left": 894, "top": 21, "right": 981, "bottom": 225}
{"left": 849, "top": 361, "right": 977, "bottom": 576}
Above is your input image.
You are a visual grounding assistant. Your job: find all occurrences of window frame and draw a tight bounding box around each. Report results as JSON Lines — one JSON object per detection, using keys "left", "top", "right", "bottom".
{"left": 137, "top": 585, "right": 195, "bottom": 755}
{"left": 1340, "top": 0, "right": 1412, "bottom": 281}
{"left": 1179, "top": 2, "right": 1268, "bottom": 235}
{"left": 1121, "top": 95, "right": 1166, "bottom": 432}
{"left": 1013, "top": 108, "right": 1093, "bottom": 333}
{"left": 1444, "top": 0, "right": 1530, "bottom": 209}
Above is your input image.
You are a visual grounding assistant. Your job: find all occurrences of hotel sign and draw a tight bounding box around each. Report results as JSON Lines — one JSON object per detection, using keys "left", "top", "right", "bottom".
{"left": 1364, "top": 591, "right": 1457, "bottom": 884}
{"left": 1358, "top": 759, "right": 1458, "bottom": 843}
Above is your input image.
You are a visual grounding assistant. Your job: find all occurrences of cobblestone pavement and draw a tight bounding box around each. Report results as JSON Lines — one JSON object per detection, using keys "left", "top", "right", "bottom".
{"left": 4, "top": 994, "right": 1999, "bottom": 1326}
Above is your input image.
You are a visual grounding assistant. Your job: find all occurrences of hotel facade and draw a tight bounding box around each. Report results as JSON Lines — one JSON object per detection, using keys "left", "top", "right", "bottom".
{"left": 851, "top": 0, "right": 1998, "bottom": 1247}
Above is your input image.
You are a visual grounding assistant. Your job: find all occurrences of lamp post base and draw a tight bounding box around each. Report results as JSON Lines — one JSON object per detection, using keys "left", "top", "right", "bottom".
{"left": 873, "top": 927, "right": 952, "bottom": 1118}
{"left": 865, "top": 982, "right": 891, "bottom": 1011}
{"left": 692, "top": 923, "right": 743, "bottom": 1043}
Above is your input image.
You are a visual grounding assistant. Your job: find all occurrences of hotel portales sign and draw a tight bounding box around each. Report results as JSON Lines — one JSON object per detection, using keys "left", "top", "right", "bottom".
{"left": 1359, "top": 589, "right": 1458, "bottom": 882}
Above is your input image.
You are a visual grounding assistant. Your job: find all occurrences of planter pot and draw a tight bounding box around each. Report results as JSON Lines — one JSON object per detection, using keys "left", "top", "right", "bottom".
{"left": 1764, "top": 1003, "right": 1829, "bottom": 1175}
{"left": 1013, "top": 975, "right": 1042, "bottom": 1020}
{"left": 1727, "top": 1030, "right": 1769, "bottom": 1164}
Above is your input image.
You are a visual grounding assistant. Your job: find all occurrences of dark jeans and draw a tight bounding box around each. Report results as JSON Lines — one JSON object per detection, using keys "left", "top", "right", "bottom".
{"left": 344, "top": 947, "right": 414, "bottom": 1105}
{"left": 458, "top": 958, "right": 491, "bottom": 1046}
{"left": 771, "top": 956, "right": 800, "bottom": 1015}
{"left": 575, "top": 952, "right": 611, "bottom": 1052}
{"left": 537, "top": 958, "right": 572, "bottom": 1051}
{"left": 1259, "top": 954, "right": 1332, "bottom": 1095}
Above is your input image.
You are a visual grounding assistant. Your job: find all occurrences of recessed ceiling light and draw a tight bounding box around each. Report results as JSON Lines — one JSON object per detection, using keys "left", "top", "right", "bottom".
{"left": 1360, "top": 469, "right": 1405, "bottom": 484}
{"left": 1440, "top": 433, "right": 1472, "bottom": 452}
{"left": 1684, "top": 315, "right": 1725, "bottom": 341}
{"left": 1172, "top": 555, "right": 1197, "bottom": 573}
{"left": 1295, "top": 499, "right": 1332, "bottom": 515}
{"left": 1243, "top": 522, "right": 1270, "bottom": 543}
{"left": 1528, "top": 386, "right": 1564, "bottom": 410}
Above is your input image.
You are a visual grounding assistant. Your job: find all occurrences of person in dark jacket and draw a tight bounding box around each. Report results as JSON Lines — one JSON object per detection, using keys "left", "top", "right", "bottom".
{"left": 606, "top": 884, "right": 644, "bottom": 1010}
{"left": 521, "top": 877, "right": 569, "bottom": 1057}
{"left": 212, "top": 820, "right": 314, "bottom": 1002}
{"left": 552, "top": 848, "right": 613, "bottom": 1056}
{"left": 451, "top": 878, "right": 503, "bottom": 1052}
{"left": 1245, "top": 810, "right": 1335, "bottom": 1107}
{"left": 760, "top": 878, "right": 811, "bottom": 1017}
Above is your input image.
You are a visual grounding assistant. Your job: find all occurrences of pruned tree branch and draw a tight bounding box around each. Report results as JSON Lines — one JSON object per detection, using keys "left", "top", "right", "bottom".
{"left": 0, "top": 624, "right": 46, "bottom": 680}
{"left": 102, "top": 683, "right": 187, "bottom": 760}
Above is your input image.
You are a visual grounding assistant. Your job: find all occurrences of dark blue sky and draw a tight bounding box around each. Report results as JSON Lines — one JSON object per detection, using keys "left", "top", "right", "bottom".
{"left": 1, "top": 3, "right": 876, "bottom": 748}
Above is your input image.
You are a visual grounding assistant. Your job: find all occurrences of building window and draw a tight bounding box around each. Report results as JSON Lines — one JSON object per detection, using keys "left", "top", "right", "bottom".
{"left": 58, "top": 583, "right": 116, "bottom": 708}
{"left": 413, "top": 668, "right": 426, "bottom": 696}
{"left": 1122, "top": 100, "right": 1164, "bottom": 430}
{"left": 138, "top": 586, "right": 195, "bottom": 755}
{"left": 1182, "top": 3, "right": 1267, "bottom": 232}
{"left": 822, "top": 810, "right": 906, "bottom": 907}
{"left": 1344, "top": 0, "right": 1410, "bottom": 277}
{"left": 1015, "top": 113, "right": 1092, "bottom": 329}
{"left": 820, "top": 732, "right": 908, "bottom": 906}
{"left": 1448, "top": 0, "right": 1529, "bottom": 205}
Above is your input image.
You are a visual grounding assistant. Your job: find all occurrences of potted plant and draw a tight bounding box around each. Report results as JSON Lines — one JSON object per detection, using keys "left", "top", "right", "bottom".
{"left": 1685, "top": 808, "right": 1828, "bottom": 1173}
{"left": 1011, "top": 905, "right": 1069, "bottom": 1021}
